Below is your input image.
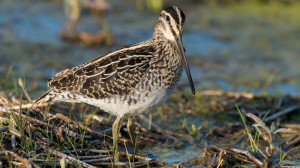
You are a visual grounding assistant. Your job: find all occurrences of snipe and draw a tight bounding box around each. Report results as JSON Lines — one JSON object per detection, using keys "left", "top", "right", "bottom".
{"left": 35, "top": 5, "right": 195, "bottom": 162}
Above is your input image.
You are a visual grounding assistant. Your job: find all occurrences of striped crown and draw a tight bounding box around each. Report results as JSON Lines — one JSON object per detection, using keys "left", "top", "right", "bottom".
{"left": 154, "top": 6, "right": 186, "bottom": 41}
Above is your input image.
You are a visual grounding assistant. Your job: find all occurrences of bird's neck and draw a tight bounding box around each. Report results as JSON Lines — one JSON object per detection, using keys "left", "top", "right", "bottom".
{"left": 149, "top": 38, "right": 181, "bottom": 68}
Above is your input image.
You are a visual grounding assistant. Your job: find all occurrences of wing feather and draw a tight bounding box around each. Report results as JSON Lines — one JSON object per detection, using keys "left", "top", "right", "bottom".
{"left": 48, "top": 42, "right": 155, "bottom": 99}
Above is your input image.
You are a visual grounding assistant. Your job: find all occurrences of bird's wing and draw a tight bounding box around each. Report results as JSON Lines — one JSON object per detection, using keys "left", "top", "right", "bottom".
{"left": 48, "top": 42, "right": 155, "bottom": 99}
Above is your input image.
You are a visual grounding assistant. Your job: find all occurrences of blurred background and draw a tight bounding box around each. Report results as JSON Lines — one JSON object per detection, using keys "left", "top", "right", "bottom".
{"left": 1, "top": 0, "right": 300, "bottom": 165}
{"left": 0, "top": 0, "right": 300, "bottom": 97}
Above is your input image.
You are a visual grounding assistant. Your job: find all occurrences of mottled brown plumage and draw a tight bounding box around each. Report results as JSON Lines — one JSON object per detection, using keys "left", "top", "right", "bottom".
{"left": 49, "top": 43, "right": 155, "bottom": 100}
{"left": 35, "top": 6, "right": 195, "bottom": 162}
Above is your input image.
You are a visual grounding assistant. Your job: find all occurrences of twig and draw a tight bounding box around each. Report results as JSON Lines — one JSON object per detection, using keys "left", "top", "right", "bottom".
{"left": 33, "top": 159, "right": 60, "bottom": 167}
{"left": 275, "top": 95, "right": 284, "bottom": 109}
{"left": 61, "top": 149, "right": 111, "bottom": 154}
{"left": 41, "top": 145, "right": 97, "bottom": 168}
{"left": 209, "top": 153, "right": 217, "bottom": 167}
{"left": 100, "top": 127, "right": 112, "bottom": 135}
{"left": 18, "top": 78, "right": 32, "bottom": 103}
{"left": 29, "top": 124, "right": 51, "bottom": 144}
{"left": 81, "top": 157, "right": 110, "bottom": 163}
{"left": 134, "top": 160, "right": 159, "bottom": 168}
{"left": 49, "top": 113, "right": 105, "bottom": 138}
{"left": 92, "top": 162, "right": 127, "bottom": 166}
{"left": 77, "top": 155, "right": 109, "bottom": 159}
{"left": 265, "top": 105, "right": 300, "bottom": 122}
{"left": 136, "top": 121, "right": 192, "bottom": 143}
{"left": 0, "top": 102, "right": 53, "bottom": 112}
{"left": 232, "top": 154, "right": 256, "bottom": 165}
{"left": 280, "top": 123, "right": 300, "bottom": 130}
{"left": 154, "top": 129, "right": 193, "bottom": 142}
{"left": 0, "top": 95, "right": 9, "bottom": 106}
{"left": 230, "top": 148, "right": 263, "bottom": 167}
{"left": 286, "top": 136, "right": 300, "bottom": 147}
{"left": 134, "top": 122, "right": 185, "bottom": 147}
{"left": 5, "top": 111, "right": 79, "bottom": 138}
{"left": 8, "top": 129, "right": 21, "bottom": 137}
{"left": 138, "top": 114, "right": 161, "bottom": 130}
{"left": 247, "top": 129, "right": 267, "bottom": 159}
{"left": 119, "top": 151, "right": 152, "bottom": 161}
{"left": 216, "top": 149, "right": 224, "bottom": 168}
{"left": 1, "top": 150, "right": 40, "bottom": 168}
{"left": 11, "top": 161, "right": 22, "bottom": 167}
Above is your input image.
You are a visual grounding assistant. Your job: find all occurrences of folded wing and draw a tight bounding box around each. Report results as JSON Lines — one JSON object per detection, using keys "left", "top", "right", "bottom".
{"left": 48, "top": 43, "right": 155, "bottom": 99}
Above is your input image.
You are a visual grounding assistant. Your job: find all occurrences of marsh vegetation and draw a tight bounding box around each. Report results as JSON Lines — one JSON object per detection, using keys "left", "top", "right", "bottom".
{"left": 0, "top": 0, "right": 299, "bottom": 167}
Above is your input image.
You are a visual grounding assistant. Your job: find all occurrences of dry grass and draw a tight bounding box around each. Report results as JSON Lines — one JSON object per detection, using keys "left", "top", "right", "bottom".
{"left": 0, "top": 86, "right": 299, "bottom": 167}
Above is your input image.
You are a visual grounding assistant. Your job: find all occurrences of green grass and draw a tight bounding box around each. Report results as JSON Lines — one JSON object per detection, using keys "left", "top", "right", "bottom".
{"left": 10, "top": 110, "right": 35, "bottom": 156}
{"left": 279, "top": 146, "right": 300, "bottom": 165}
{"left": 253, "top": 110, "right": 270, "bottom": 152}
{"left": 235, "top": 102, "right": 255, "bottom": 152}
{"left": 148, "top": 113, "right": 152, "bottom": 130}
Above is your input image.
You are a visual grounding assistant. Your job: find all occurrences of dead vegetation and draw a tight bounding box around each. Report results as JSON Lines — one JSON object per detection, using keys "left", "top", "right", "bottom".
{"left": 0, "top": 95, "right": 167, "bottom": 167}
{"left": 181, "top": 90, "right": 300, "bottom": 168}
{"left": 0, "top": 87, "right": 299, "bottom": 167}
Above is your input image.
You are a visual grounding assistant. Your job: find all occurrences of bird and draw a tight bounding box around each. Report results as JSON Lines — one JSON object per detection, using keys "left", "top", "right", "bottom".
{"left": 34, "top": 5, "right": 195, "bottom": 162}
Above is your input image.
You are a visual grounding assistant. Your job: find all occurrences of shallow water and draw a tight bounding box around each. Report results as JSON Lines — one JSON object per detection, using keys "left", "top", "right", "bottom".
{"left": 1, "top": 1, "right": 300, "bottom": 97}
{"left": 1, "top": 0, "right": 300, "bottom": 164}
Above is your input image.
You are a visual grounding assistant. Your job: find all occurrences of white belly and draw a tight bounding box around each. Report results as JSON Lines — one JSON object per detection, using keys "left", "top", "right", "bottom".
{"left": 52, "top": 86, "right": 170, "bottom": 117}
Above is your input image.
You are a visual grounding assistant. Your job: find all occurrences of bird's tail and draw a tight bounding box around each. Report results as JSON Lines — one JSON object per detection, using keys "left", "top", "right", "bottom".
{"left": 32, "top": 89, "right": 54, "bottom": 109}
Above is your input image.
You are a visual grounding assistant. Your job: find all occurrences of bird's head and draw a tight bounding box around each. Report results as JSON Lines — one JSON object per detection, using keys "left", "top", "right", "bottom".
{"left": 154, "top": 6, "right": 195, "bottom": 95}
{"left": 155, "top": 6, "right": 185, "bottom": 41}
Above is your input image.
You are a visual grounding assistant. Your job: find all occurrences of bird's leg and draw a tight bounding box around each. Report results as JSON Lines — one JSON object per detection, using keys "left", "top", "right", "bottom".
{"left": 112, "top": 115, "right": 122, "bottom": 162}
{"left": 127, "top": 116, "right": 137, "bottom": 165}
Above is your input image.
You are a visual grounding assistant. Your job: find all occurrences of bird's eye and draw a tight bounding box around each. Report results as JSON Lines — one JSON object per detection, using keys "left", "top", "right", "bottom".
{"left": 166, "top": 15, "right": 170, "bottom": 21}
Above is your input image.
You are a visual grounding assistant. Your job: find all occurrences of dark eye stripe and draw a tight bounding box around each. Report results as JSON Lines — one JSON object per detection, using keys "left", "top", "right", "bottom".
{"left": 169, "top": 23, "right": 177, "bottom": 38}
{"left": 163, "top": 7, "right": 180, "bottom": 25}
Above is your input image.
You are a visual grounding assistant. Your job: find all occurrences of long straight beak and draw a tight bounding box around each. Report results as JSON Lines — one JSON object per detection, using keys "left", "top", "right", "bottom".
{"left": 175, "top": 36, "right": 195, "bottom": 95}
